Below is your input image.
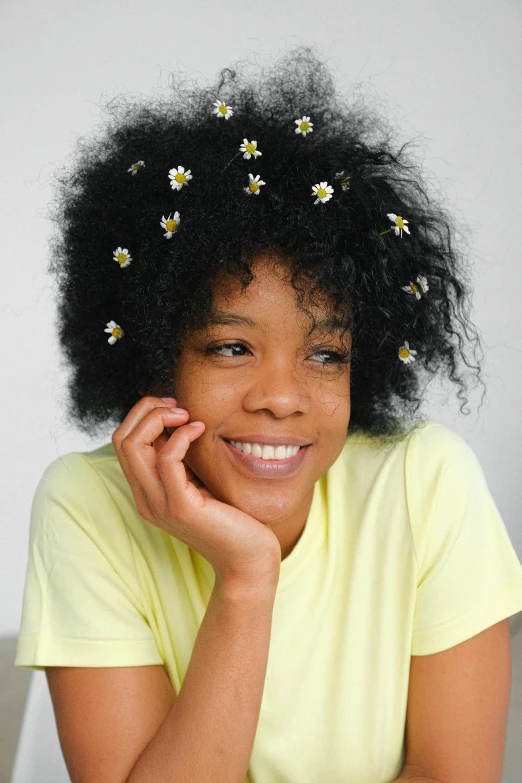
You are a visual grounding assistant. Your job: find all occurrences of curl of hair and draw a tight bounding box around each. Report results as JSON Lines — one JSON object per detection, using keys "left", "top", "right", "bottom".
{"left": 47, "top": 45, "right": 486, "bottom": 444}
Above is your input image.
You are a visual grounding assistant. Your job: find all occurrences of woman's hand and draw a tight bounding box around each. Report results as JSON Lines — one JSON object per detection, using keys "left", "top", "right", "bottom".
{"left": 112, "top": 396, "right": 281, "bottom": 585}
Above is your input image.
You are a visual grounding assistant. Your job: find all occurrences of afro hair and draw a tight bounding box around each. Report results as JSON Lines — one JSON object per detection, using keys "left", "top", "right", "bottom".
{"left": 47, "top": 45, "right": 486, "bottom": 444}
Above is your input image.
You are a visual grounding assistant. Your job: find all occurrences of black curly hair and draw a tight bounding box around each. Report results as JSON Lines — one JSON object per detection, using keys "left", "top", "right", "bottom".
{"left": 48, "top": 45, "right": 486, "bottom": 444}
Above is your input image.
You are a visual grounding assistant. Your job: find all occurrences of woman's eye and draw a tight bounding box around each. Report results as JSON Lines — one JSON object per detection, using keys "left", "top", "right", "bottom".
{"left": 207, "top": 342, "right": 349, "bottom": 364}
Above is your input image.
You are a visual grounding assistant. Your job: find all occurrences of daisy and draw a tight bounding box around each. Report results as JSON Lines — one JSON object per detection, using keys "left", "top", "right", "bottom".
{"left": 311, "top": 182, "right": 334, "bottom": 205}
{"left": 160, "top": 212, "right": 181, "bottom": 238}
{"left": 335, "top": 171, "right": 350, "bottom": 191}
{"left": 113, "top": 247, "right": 132, "bottom": 268}
{"left": 239, "top": 139, "right": 262, "bottom": 160}
{"left": 244, "top": 174, "right": 266, "bottom": 195}
{"left": 295, "top": 116, "right": 313, "bottom": 137}
{"left": 213, "top": 99, "right": 233, "bottom": 120}
{"left": 128, "top": 160, "right": 145, "bottom": 175}
{"left": 387, "top": 213, "right": 410, "bottom": 237}
{"left": 401, "top": 276, "right": 429, "bottom": 300}
{"left": 398, "top": 341, "right": 417, "bottom": 364}
{"left": 104, "top": 320, "right": 124, "bottom": 345}
{"left": 169, "top": 166, "right": 193, "bottom": 191}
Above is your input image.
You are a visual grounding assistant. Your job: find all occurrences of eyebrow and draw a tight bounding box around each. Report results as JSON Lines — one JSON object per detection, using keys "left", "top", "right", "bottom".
{"left": 206, "top": 311, "right": 346, "bottom": 334}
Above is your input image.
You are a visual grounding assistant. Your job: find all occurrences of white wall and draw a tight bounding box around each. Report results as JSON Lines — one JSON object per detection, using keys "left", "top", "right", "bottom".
{"left": 2, "top": 0, "right": 521, "bottom": 635}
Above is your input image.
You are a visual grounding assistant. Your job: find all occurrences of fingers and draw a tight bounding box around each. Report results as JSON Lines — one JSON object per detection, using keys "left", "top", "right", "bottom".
{"left": 114, "top": 396, "right": 179, "bottom": 443}
{"left": 112, "top": 397, "right": 188, "bottom": 520}
{"left": 155, "top": 421, "right": 206, "bottom": 512}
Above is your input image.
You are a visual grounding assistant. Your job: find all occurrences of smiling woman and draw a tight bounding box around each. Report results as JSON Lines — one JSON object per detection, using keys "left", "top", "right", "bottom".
{"left": 14, "top": 45, "right": 522, "bottom": 783}
{"left": 169, "top": 255, "right": 352, "bottom": 559}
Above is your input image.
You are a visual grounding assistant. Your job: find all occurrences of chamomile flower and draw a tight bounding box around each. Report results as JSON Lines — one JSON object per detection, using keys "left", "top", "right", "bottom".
{"left": 113, "top": 247, "right": 132, "bottom": 268}
{"left": 128, "top": 160, "right": 145, "bottom": 175}
{"left": 398, "top": 341, "right": 417, "bottom": 364}
{"left": 335, "top": 171, "right": 350, "bottom": 191}
{"left": 401, "top": 276, "right": 429, "bottom": 300}
{"left": 160, "top": 212, "right": 180, "bottom": 238}
{"left": 311, "top": 182, "right": 334, "bottom": 205}
{"left": 244, "top": 174, "right": 266, "bottom": 195}
{"left": 104, "top": 320, "right": 124, "bottom": 345}
{"left": 294, "top": 116, "right": 313, "bottom": 136}
{"left": 213, "top": 99, "right": 234, "bottom": 119}
{"left": 239, "top": 139, "right": 262, "bottom": 160}
{"left": 169, "top": 166, "right": 192, "bottom": 191}
{"left": 387, "top": 213, "right": 410, "bottom": 237}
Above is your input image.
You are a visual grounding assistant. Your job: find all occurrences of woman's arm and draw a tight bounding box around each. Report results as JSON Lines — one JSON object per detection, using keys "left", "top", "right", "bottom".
{"left": 127, "top": 571, "right": 277, "bottom": 783}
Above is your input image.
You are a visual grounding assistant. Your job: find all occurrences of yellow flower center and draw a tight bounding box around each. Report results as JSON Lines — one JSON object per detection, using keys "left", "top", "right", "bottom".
{"left": 112, "top": 327, "right": 122, "bottom": 338}
{"left": 117, "top": 253, "right": 127, "bottom": 264}
{"left": 249, "top": 182, "right": 259, "bottom": 192}
{"left": 411, "top": 283, "right": 418, "bottom": 293}
{"left": 219, "top": 104, "right": 227, "bottom": 114}
{"left": 132, "top": 164, "right": 139, "bottom": 171}
{"left": 399, "top": 347, "right": 409, "bottom": 358}
{"left": 317, "top": 187, "right": 327, "bottom": 199}
{"left": 246, "top": 143, "right": 256, "bottom": 154}
{"left": 175, "top": 172, "right": 186, "bottom": 183}
{"left": 300, "top": 122, "right": 309, "bottom": 131}
{"left": 341, "top": 178, "right": 348, "bottom": 186}
{"left": 396, "top": 217, "right": 405, "bottom": 228}
{"left": 165, "top": 219, "right": 177, "bottom": 232}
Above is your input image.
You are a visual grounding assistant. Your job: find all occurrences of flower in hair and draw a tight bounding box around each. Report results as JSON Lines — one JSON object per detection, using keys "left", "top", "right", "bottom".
{"left": 104, "top": 320, "right": 124, "bottom": 344}
{"left": 335, "top": 171, "right": 350, "bottom": 191}
{"left": 239, "top": 139, "right": 262, "bottom": 160}
{"left": 387, "top": 213, "right": 410, "bottom": 237}
{"left": 312, "top": 182, "right": 334, "bottom": 204}
{"left": 169, "top": 166, "right": 192, "bottom": 191}
{"left": 244, "top": 174, "right": 266, "bottom": 195}
{"left": 398, "top": 341, "right": 417, "bottom": 364}
{"left": 402, "top": 276, "right": 429, "bottom": 300}
{"left": 113, "top": 247, "right": 132, "bottom": 268}
{"left": 160, "top": 212, "right": 180, "bottom": 238}
{"left": 295, "top": 116, "right": 313, "bottom": 136}
{"left": 128, "top": 160, "right": 145, "bottom": 175}
{"left": 213, "top": 100, "right": 234, "bottom": 119}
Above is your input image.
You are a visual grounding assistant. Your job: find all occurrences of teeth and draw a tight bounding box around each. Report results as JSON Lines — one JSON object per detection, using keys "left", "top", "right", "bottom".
{"left": 229, "top": 441, "right": 301, "bottom": 460}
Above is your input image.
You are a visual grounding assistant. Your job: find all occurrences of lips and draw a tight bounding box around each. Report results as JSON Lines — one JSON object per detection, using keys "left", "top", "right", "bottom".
{"left": 222, "top": 438, "right": 311, "bottom": 478}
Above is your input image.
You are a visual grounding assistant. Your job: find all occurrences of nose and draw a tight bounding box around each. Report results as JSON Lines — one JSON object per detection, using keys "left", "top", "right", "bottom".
{"left": 240, "top": 356, "right": 312, "bottom": 418}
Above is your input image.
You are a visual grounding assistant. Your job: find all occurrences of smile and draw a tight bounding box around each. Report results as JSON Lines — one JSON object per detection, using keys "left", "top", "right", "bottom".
{"left": 222, "top": 438, "right": 311, "bottom": 478}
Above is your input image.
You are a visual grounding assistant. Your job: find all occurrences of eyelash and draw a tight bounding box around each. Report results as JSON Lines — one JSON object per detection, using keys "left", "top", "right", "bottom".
{"left": 206, "top": 342, "right": 351, "bottom": 365}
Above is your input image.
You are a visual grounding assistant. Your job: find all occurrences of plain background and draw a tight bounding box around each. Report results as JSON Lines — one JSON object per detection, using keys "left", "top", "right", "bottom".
{"left": 1, "top": 0, "right": 521, "bottom": 637}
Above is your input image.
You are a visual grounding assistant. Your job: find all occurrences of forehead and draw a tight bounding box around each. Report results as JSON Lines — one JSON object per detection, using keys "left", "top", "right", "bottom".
{"left": 209, "top": 257, "right": 350, "bottom": 334}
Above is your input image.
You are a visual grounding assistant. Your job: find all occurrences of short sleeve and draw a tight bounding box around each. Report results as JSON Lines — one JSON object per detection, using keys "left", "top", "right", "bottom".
{"left": 407, "top": 424, "right": 522, "bottom": 656}
{"left": 15, "top": 453, "right": 163, "bottom": 670}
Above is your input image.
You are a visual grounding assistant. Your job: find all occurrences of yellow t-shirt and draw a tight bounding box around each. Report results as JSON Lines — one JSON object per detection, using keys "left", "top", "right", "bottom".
{"left": 15, "top": 421, "right": 522, "bottom": 783}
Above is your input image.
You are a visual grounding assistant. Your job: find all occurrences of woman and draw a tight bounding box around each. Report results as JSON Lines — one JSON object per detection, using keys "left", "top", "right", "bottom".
{"left": 15, "top": 47, "right": 522, "bottom": 783}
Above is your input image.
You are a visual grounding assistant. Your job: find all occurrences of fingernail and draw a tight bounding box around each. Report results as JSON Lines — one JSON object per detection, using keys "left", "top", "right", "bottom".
{"left": 189, "top": 421, "right": 204, "bottom": 427}
{"left": 161, "top": 397, "right": 177, "bottom": 404}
